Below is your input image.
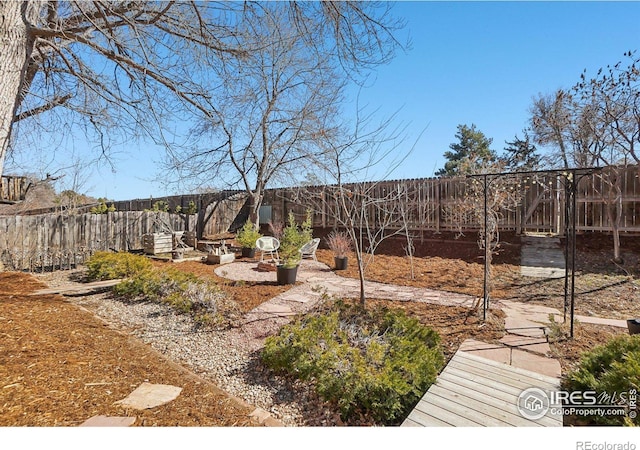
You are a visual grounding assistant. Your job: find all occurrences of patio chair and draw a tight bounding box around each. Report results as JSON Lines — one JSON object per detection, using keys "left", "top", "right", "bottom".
{"left": 256, "top": 236, "right": 280, "bottom": 262}
{"left": 299, "top": 237, "right": 320, "bottom": 261}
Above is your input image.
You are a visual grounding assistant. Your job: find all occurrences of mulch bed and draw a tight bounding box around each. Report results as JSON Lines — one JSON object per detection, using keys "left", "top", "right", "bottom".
{"left": 0, "top": 272, "right": 258, "bottom": 427}
{"left": 1, "top": 231, "right": 638, "bottom": 426}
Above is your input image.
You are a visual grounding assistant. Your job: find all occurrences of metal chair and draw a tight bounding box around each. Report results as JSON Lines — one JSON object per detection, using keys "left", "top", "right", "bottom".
{"left": 299, "top": 237, "right": 320, "bottom": 261}
{"left": 256, "top": 236, "right": 280, "bottom": 262}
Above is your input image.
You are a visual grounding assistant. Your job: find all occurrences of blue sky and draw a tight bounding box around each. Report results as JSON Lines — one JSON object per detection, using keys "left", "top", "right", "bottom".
{"left": 12, "top": 1, "right": 640, "bottom": 201}
{"left": 359, "top": 1, "right": 640, "bottom": 181}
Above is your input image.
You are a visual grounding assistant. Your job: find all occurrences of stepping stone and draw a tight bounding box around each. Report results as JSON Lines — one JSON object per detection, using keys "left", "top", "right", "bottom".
{"left": 249, "top": 408, "right": 272, "bottom": 424}
{"left": 80, "top": 415, "right": 136, "bottom": 427}
{"left": 575, "top": 315, "right": 628, "bottom": 328}
{"left": 511, "top": 349, "right": 561, "bottom": 378}
{"left": 459, "top": 339, "right": 511, "bottom": 365}
{"left": 499, "top": 334, "right": 550, "bottom": 355}
{"left": 280, "top": 292, "right": 315, "bottom": 303}
{"left": 251, "top": 302, "right": 295, "bottom": 317}
{"left": 115, "top": 382, "right": 182, "bottom": 410}
{"left": 504, "top": 315, "right": 547, "bottom": 338}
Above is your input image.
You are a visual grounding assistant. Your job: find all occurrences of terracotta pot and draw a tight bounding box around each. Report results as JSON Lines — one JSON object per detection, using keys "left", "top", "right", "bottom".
{"left": 334, "top": 256, "right": 348, "bottom": 271}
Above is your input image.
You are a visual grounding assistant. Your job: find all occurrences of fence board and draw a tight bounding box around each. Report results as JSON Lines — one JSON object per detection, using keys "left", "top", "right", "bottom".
{"left": 0, "top": 211, "right": 198, "bottom": 271}
{"left": 262, "top": 165, "right": 640, "bottom": 236}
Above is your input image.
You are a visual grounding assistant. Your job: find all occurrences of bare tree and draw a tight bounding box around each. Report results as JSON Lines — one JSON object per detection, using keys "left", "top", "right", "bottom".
{"left": 528, "top": 52, "right": 640, "bottom": 263}
{"left": 52, "top": 156, "right": 96, "bottom": 214}
{"left": 529, "top": 90, "right": 602, "bottom": 169}
{"left": 164, "top": 3, "right": 342, "bottom": 225}
{"left": 568, "top": 52, "right": 640, "bottom": 263}
{"left": 292, "top": 107, "right": 418, "bottom": 306}
{"left": 1, "top": 1, "right": 405, "bottom": 180}
{"left": 0, "top": 1, "right": 247, "bottom": 176}
{"left": 162, "top": 3, "right": 406, "bottom": 226}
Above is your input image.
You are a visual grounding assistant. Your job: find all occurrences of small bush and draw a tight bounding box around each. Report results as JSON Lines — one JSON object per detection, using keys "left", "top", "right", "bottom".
{"left": 86, "top": 251, "right": 152, "bottom": 281}
{"left": 113, "top": 267, "right": 240, "bottom": 328}
{"left": 262, "top": 301, "right": 444, "bottom": 425}
{"left": 235, "top": 220, "right": 262, "bottom": 248}
{"left": 325, "top": 230, "right": 352, "bottom": 258}
{"left": 563, "top": 334, "right": 640, "bottom": 426}
{"left": 90, "top": 198, "right": 116, "bottom": 214}
{"left": 278, "top": 210, "right": 312, "bottom": 268}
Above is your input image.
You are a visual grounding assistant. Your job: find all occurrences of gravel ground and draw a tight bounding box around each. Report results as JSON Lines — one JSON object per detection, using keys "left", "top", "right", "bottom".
{"left": 34, "top": 268, "right": 341, "bottom": 426}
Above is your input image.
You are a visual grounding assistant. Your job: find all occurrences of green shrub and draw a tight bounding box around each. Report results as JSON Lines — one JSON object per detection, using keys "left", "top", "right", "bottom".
{"left": 86, "top": 251, "right": 152, "bottom": 281}
{"left": 564, "top": 334, "right": 640, "bottom": 426}
{"left": 113, "top": 267, "right": 241, "bottom": 328}
{"left": 145, "top": 200, "right": 169, "bottom": 212}
{"left": 235, "top": 219, "right": 262, "bottom": 249}
{"left": 262, "top": 301, "right": 444, "bottom": 424}
{"left": 278, "top": 210, "right": 312, "bottom": 268}
{"left": 90, "top": 198, "right": 116, "bottom": 214}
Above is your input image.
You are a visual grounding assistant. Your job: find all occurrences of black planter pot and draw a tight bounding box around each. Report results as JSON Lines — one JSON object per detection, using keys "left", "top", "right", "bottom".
{"left": 277, "top": 265, "right": 298, "bottom": 285}
{"left": 627, "top": 319, "right": 640, "bottom": 335}
{"left": 334, "top": 256, "right": 348, "bottom": 271}
{"left": 241, "top": 247, "right": 256, "bottom": 258}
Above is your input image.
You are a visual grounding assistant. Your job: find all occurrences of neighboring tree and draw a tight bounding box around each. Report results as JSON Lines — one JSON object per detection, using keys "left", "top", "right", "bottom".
{"left": 163, "top": 3, "right": 405, "bottom": 226}
{"left": 500, "top": 130, "right": 542, "bottom": 172}
{"left": 568, "top": 52, "right": 640, "bottom": 263}
{"left": 575, "top": 51, "right": 640, "bottom": 166}
{"left": 529, "top": 52, "right": 640, "bottom": 263}
{"left": 0, "top": 1, "right": 404, "bottom": 182}
{"left": 436, "top": 124, "right": 497, "bottom": 177}
{"left": 529, "top": 90, "right": 603, "bottom": 169}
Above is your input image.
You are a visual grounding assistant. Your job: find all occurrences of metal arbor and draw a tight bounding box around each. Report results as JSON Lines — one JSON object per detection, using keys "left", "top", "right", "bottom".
{"left": 468, "top": 167, "right": 601, "bottom": 337}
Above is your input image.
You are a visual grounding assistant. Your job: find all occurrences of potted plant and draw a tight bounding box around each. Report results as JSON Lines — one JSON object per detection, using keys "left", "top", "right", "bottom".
{"left": 277, "top": 210, "right": 312, "bottom": 285}
{"left": 235, "top": 219, "right": 262, "bottom": 258}
{"left": 326, "top": 230, "right": 352, "bottom": 270}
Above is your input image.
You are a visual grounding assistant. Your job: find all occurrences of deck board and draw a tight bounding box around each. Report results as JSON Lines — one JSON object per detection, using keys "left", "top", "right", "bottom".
{"left": 403, "top": 350, "right": 563, "bottom": 427}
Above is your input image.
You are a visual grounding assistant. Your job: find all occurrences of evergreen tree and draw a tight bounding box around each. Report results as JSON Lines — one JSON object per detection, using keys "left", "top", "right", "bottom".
{"left": 500, "top": 130, "right": 542, "bottom": 172}
{"left": 436, "top": 124, "right": 496, "bottom": 176}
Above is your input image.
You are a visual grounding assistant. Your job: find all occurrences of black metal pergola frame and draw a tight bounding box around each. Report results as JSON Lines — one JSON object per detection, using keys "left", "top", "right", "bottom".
{"left": 467, "top": 167, "right": 602, "bottom": 337}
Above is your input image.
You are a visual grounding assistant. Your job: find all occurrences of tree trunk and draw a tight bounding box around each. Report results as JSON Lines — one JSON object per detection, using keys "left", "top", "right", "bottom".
{"left": 248, "top": 191, "right": 263, "bottom": 228}
{"left": 0, "top": 2, "right": 37, "bottom": 176}
{"left": 605, "top": 172, "right": 624, "bottom": 264}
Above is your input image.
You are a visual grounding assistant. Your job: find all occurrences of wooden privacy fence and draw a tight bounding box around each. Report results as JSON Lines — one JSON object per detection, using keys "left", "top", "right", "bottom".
{"left": 262, "top": 165, "right": 640, "bottom": 235}
{"left": 110, "top": 190, "right": 247, "bottom": 238}
{"left": 0, "top": 176, "right": 29, "bottom": 203}
{"left": 0, "top": 211, "right": 197, "bottom": 271}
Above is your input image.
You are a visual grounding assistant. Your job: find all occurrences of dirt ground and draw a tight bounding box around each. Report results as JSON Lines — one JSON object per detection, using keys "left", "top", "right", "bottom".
{"left": 1, "top": 231, "right": 638, "bottom": 426}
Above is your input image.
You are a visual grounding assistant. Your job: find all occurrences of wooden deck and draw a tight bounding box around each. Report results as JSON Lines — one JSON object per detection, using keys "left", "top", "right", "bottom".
{"left": 402, "top": 350, "right": 563, "bottom": 427}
